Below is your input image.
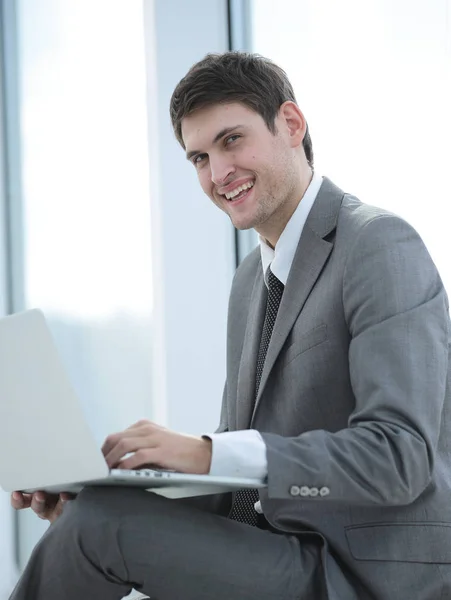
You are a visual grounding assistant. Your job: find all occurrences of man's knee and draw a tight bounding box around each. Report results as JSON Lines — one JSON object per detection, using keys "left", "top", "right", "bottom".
{"left": 50, "top": 487, "right": 129, "bottom": 582}
{"left": 51, "top": 488, "right": 101, "bottom": 541}
{"left": 60, "top": 486, "right": 110, "bottom": 525}
{"left": 68, "top": 486, "right": 142, "bottom": 516}
{"left": 49, "top": 486, "right": 124, "bottom": 557}
{"left": 59, "top": 486, "right": 161, "bottom": 534}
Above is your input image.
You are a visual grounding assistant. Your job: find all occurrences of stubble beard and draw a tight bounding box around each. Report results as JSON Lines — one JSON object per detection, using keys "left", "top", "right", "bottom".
{"left": 226, "top": 157, "right": 299, "bottom": 234}
{"left": 250, "top": 173, "right": 298, "bottom": 239}
{"left": 227, "top": 189, "right": 278, "bottom": 232}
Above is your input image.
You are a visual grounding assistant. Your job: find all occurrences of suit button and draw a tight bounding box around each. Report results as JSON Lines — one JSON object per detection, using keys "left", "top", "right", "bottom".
{"left": 290, "top": 485, "right": 300, "bottom": 496}
{"left": 319, "top": 486, "right": 330, "bottom": 497}
{"left": 300, "top": 486, "right": 310, "bottom": 497}
{"left": 309, "top": 487, "right": 319, "bottom": 497}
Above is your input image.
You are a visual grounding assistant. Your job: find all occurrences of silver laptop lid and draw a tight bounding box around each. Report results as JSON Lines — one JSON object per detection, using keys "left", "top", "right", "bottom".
{"left": 0, "top": 309, "right": 108, "bottom": 492}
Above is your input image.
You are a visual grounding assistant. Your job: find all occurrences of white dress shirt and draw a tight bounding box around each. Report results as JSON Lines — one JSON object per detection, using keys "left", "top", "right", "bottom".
{"left": 207, "top": 172, "right": 324, "bottom": 493}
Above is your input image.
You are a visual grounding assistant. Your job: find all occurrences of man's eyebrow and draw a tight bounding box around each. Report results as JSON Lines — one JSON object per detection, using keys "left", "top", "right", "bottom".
{"left": 186, "top": 125, "right": 244, "bottom": 160}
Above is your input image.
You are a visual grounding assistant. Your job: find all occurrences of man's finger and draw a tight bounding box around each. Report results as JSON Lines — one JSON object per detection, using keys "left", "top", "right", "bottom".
{"left": 11, "top": 492, "right": 32, "bottom": 510}
{"left": 101, "top": 431, "right": 126, "bottom": 456}
{"left": 117, "top": 447, "right": 161, "bottom": 471}
{"left": 53, "top": 498, "right": 65, "bottom": 520}
{"left": 31, "top": 493, "right": 58, "bottom": 519}
{"left": 105, "top": 436, "right": 157, "bottom": 469}
{"left": 60, "top": 492, "right": 76, "bottom": 503}
{"left": 11, "top": 492, "right": 24, "bottom": 508}
{"left": 126, "top": 419, "right": 154, "bottom": 430}
{"left": 30, "top": 493, "right": 48, "bottom": 517}
{"left": 102, "top": 426, "right": 154, "bottom": 458}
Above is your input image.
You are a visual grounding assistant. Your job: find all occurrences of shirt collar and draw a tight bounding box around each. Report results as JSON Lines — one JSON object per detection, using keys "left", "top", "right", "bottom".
{"left": 260, "top": 172, "right": 323, "bottom": 286}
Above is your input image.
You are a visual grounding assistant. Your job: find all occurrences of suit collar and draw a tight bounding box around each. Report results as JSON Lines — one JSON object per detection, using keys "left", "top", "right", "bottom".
{"left": 259, "top": 171, "right": 324, "bottom": 286}
{"left": 303, "top": 176, "right": 344, "bottom": 239}
{"left": 235, "top": 267, "right": 267, "bottom": 429}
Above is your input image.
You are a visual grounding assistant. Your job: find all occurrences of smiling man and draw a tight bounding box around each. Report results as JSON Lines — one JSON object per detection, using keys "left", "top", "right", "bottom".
{"left": 10, "top": 52, "right": 451, "bottom": 600}
{"left": 182, "top": 101, "right": 308, "bottom": 245}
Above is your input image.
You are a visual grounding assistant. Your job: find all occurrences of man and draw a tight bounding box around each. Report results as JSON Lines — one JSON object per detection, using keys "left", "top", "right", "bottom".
{"left": 10, "top": 52, "right": 451, "bottom": 599}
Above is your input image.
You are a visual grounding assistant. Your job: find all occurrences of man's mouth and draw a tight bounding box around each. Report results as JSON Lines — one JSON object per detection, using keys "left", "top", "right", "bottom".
{"left": 224, "top": 181, "right": 254, "bottom": 202}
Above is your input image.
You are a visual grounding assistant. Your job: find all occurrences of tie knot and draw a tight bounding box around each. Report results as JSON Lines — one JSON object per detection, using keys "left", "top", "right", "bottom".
{"left": 267, "top": 268, "right": 284, "bottom": 292}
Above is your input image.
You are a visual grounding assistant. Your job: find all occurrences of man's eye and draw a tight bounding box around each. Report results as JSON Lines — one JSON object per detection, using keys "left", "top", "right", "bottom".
{"left": 194, "top": 154, "right": 207, "bottom": 165}
{"left": 226, "top": 134, "right": 240, "bottom": 145}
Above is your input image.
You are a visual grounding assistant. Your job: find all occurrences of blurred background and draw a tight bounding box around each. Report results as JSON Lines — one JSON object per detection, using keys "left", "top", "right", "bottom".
{"left": 0, "top": 0, "right": 449, "bottom": 596}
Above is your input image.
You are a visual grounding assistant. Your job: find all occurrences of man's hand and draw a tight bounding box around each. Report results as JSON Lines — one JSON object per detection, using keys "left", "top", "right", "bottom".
{"left": 11, "top": 491, "right": 74, "bottom": 523}
{"left": 102, "top": 420, "right": 212, "bottom": 474}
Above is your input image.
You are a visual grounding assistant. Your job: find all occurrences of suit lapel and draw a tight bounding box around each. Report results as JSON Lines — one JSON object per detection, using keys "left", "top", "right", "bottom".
{"left": 250, "top": 177, "right": 344, "bottom": 423}
{"left": 235, "top": 267, "right": 267, "bottom": 429}
{"left": 251, "top": 227, "right": 333, "bottom": 420}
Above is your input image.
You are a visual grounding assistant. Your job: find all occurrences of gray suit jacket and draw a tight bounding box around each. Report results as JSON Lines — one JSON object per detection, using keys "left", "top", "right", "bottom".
{"left": 219, "top": 177, "right": 451, "bottom": 599}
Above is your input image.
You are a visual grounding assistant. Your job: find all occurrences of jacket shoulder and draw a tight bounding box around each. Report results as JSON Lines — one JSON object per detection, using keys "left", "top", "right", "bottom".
{"left": 340, "top": 193, "right": 406, "bottom": 232}
{"left": 232, "top": 246, "right": 261, "bottom": 290}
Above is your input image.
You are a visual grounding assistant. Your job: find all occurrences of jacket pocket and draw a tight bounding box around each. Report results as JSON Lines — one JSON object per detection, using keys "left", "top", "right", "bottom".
{"left": 283, "top": 323, "right": 328, "bottom": 366}
{"left": 345, "top": 522, "right": 451, "bottom": 563}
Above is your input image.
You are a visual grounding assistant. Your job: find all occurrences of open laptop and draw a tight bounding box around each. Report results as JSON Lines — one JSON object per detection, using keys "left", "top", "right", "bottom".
{"left": 0, "top": 309, "right": 265, "bottom": 499}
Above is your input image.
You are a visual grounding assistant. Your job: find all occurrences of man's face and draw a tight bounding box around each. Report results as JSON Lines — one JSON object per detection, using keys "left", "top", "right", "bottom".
{"left": 181, "top": 102, "right": 300, "bottom": 241}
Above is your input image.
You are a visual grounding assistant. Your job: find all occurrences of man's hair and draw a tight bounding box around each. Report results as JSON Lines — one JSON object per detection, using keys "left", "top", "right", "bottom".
{"left": 170, "top": 52, "right": 314, "bottom": 168}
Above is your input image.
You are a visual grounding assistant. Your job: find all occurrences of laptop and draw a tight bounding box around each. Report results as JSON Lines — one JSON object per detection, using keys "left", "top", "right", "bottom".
{"left": 0, "top": 309, "right": 265, "bottom": 499}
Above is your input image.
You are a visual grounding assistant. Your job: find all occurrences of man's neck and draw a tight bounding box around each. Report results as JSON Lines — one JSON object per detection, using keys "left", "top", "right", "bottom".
{"left": 257, "top": 168, "right": 313, "bottom": 248}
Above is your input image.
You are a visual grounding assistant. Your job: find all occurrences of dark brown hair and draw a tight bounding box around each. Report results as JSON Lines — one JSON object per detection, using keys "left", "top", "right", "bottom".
{"left": 170, "top": 52, "right": 314, "bottom": 167}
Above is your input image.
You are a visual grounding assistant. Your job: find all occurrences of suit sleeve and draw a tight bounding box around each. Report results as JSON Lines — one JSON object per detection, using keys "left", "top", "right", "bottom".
{"left": 215, "top": 381, "right": 229, "bottom": 434}
{"left": 261, "top": 214, "right": 450, "bottom": 506}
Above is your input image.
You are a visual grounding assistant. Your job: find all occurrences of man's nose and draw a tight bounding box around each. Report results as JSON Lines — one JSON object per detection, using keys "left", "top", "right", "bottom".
{"left": 210, "top": 156, "right": 235, "bottom": 186}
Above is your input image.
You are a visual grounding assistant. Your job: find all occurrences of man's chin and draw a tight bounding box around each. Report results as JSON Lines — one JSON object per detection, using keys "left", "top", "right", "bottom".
{"left": 233, "top": 222, "right": 254, "bottom": 232}
{"left": 229, "top": 215, "right": 257, "bottom": 231}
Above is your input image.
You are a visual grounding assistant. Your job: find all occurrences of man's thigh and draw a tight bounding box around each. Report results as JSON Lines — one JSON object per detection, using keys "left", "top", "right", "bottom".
{"left": 61, "top": 486, "right": 322, "bottom": 600}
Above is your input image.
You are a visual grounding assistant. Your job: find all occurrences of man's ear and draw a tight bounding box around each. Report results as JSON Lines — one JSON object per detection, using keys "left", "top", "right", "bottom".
{"left": 279, "top": 101, "right": 307, "bottom": 149}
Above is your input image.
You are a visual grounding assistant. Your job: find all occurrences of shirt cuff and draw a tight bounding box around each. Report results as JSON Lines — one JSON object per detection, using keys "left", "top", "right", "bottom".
{"left": 202, "top": 430, "right": 268, "bottom": 480}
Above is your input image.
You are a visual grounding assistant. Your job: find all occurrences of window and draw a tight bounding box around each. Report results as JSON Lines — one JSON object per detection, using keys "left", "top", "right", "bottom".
{"left": 7, "top": 0, "right": 153, "bottom": 568}
{"left": 1, "top": 1, "right": 235, "bottom": 583}
{"left": 251, "top": 0, "right": 451, "bottom": 290}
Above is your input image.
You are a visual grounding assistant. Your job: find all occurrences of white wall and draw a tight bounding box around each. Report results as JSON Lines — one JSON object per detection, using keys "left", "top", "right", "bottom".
{"left": 145, "top": 0, "right": 235, "bottom": 434}
{"left": 251, "top": 0, "right": 451, "bottom": 292}
{"left": 0, "top": 15, "right": 20, "bottom": 592}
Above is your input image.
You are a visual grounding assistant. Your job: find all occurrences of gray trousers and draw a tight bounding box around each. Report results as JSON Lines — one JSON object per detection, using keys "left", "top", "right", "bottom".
{"left": 9, "top": 487, "right": 324, "bottom": 600}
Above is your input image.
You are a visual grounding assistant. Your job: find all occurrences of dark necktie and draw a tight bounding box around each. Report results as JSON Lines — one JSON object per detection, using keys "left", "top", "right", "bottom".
{"left": 229, "top": 267, "right": 285, "bottom": 526}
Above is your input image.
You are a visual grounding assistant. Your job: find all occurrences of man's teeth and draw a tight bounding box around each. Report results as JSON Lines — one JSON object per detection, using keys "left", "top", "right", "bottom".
{"left": 225, "top": 181, "right": 254, "bottom": 200}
